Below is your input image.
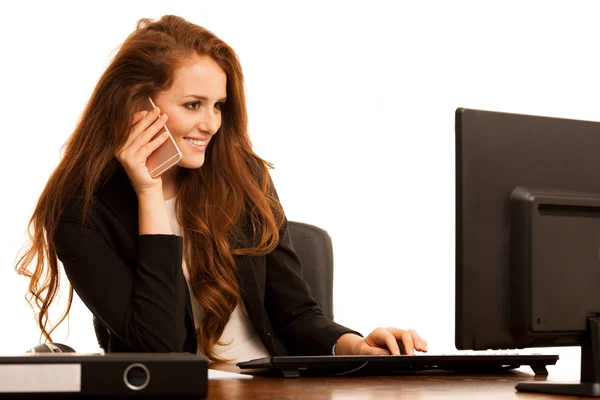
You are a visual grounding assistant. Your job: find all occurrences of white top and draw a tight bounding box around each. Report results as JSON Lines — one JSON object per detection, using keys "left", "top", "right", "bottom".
{"left": 164, "top": 197, "right": 270, "bottom": 363}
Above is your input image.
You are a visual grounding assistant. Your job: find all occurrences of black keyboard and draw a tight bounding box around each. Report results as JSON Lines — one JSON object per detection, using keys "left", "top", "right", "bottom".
{"left": 237, "top": 353, "right": 559, "bottom": 378}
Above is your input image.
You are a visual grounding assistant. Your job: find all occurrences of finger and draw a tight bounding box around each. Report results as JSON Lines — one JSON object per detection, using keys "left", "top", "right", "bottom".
{"left": 366, "top": 347, "right": 391, "bottom": 355}
{"left": 404, "top": 329, "right": 427, "bottom": 352}
{"left": 131, "top": 110, "right": 148, "bottom": 126}
{"left": 379, "top": 330, "right": 402, "bottom": 356}
{"left": 401, "top": 330, "right": 415, "bottom": 355}
{"left": 119, "top": 111, "right": 151, "bottom": 153}
{"left": 365, "top": 329, "right": 401, "bottom": 355}
{"left": 360, "top": 344, "right": 390, "bottom": 356}
{"left": 121, "top": 108, "right": 162, "bottom": 151}
{"left": 132, "top": 113, "right": 168, "bottom": 150}
{"left": 136, "top": 129, "right": 170, "bottom": 160}
{"left": 409, "top": 330, "right": 428, "bottom": 352}
{"left": 388, "top": 328, "right": 415, "bottom": 355}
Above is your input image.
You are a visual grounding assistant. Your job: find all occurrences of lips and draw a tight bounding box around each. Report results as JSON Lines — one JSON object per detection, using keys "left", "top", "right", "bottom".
{"left": 184, "top": 137, "right": 208, "bottom": 146}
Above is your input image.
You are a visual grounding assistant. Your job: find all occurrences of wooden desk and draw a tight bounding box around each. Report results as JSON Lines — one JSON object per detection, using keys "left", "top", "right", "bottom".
{"left": 208, "top": 364, "right": 585, "bottom": 399}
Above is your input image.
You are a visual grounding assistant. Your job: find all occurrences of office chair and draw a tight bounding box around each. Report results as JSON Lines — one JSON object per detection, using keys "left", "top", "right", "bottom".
{"left": 287, "top": 221, "right": 334, "bottom": 320}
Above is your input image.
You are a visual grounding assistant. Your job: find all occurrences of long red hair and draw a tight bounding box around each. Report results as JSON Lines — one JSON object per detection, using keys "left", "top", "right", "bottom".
{"left": 15, "top": 15, "right": 284, "bottom": 361}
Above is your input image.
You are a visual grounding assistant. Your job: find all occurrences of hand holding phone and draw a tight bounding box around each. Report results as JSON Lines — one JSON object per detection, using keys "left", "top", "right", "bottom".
{"left": 141, "top": 97, "right": 183, "bottom": 178}
{"left": 115, "top": 99, "right": 183, "bottom": 195}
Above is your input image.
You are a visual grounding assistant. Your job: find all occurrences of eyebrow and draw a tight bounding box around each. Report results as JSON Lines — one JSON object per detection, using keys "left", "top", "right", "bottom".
{"left": 183, "top": 94, "right": 227, "bottom": 102}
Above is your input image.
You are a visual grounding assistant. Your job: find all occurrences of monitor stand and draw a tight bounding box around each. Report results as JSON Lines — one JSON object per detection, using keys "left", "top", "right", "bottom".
{"left": 516, "top": 316, "right": 600, "bottom": 397}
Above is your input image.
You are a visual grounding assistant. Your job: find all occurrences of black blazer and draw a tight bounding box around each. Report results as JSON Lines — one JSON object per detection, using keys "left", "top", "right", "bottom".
{"left": 54, "top": 166, "right": 358, "bottom": 356}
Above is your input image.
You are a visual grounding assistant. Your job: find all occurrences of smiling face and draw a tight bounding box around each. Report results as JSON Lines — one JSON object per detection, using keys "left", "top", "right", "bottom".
{"left": 154, "top": 55, "right": 227, "bottom": 170}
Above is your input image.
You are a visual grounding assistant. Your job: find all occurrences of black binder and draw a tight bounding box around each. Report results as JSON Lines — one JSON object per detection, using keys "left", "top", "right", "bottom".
{"left": 0, "top": 352, "right": 207, "bottom": 398}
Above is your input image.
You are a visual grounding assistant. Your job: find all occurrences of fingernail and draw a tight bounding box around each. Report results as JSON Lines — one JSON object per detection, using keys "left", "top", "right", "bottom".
{"left": 161, "top": 113, "right": 168, "bottom": 120}
{"left": 154, "top": 107, "right": 160, "bottom": 114}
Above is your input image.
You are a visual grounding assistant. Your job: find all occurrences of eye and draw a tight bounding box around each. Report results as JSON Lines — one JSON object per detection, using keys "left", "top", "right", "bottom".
{"left": 215, "top": 102, "right": 225, "bottom": 111}
{"left": 184, "top": 101, "right": 200, "bottom": 110}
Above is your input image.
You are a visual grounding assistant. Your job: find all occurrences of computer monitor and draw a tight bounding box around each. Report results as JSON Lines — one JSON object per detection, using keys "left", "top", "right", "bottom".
{"left": 455, "top": 107, "right": 600, "bottom": 397}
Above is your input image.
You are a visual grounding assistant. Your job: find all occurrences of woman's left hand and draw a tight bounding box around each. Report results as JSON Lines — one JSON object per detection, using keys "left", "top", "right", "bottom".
{"left": 335, "top": 328, "right": 428, "bottom": 356}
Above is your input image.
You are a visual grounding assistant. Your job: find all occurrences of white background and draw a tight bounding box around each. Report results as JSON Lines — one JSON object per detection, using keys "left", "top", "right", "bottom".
{"left": 1, "top": 0, "right": 597, "bottom": 378}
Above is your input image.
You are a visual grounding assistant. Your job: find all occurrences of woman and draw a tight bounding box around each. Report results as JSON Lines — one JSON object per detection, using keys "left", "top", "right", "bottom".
{"left": 16, "top": 15, "right": 427, "bottom": 362}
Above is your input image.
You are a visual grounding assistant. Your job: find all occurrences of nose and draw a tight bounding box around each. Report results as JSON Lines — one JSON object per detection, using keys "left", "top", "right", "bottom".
{"left": 197, "top": 108, "right": 220, "bottom": 136}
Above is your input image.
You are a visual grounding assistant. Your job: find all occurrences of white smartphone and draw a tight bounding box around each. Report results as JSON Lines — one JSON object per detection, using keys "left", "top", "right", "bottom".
{"left": 141, "top": 97, "right": 183, "bottom": 178}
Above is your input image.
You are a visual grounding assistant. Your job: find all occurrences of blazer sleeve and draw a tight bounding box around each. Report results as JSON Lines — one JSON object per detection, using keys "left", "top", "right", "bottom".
{"left": 264, "top": 218, "right": 362, "bottom": 355}
{"left": 53, "top": 199, "right": 187, "bottom": 353}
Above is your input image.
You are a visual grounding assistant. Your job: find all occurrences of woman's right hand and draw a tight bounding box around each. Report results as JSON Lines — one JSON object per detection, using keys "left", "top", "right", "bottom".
{"left": 116, "top": 107, "right": 170, "bottom": 195}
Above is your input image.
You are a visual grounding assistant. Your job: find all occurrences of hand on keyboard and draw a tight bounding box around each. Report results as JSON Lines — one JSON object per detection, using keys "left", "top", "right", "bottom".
{"left": 335, "top": 328, "right": 428, "bottom": 356}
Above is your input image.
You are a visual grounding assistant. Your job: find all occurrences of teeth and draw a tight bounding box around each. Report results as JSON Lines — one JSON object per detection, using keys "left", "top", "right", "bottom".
{"left": 185, "top": 138, "right": 207, "bottom": 146}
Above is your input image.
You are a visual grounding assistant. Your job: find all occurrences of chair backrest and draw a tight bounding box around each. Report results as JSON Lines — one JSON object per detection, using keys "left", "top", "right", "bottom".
{"left": 287, "top": 221, "right": 334, "bottom": 320}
